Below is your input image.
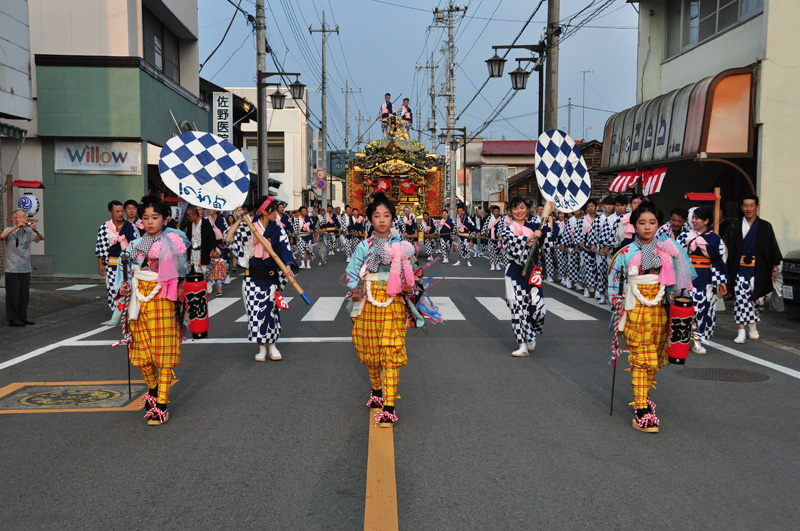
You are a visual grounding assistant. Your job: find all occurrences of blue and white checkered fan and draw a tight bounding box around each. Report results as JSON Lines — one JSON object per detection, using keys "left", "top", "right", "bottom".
{"left": 159, "top": 131, "right": 250, "bottom": 209}
{"left": 535, "top": 129, "right": 591, "bottom": 213}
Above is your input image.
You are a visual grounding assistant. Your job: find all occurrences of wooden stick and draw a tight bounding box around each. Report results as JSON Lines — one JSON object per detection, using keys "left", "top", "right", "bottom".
{"left": 240, "top": 214, "right": 312, "bottom": 305}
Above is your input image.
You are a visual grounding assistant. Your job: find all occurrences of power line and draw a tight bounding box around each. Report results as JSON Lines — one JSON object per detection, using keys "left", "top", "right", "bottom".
{"left": 456, "top": 0, "right": 545, "bottom": 121}
{"left": 200, "top": 0, "right": 245, "bottom": 72}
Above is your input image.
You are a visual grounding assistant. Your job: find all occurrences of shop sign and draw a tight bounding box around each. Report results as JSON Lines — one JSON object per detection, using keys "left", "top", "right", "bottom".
{"left": 213, "top": 92, "right": 233, "bottom": 142}
{"left": 55, "top": 141, "right": 141, "bottom": 174}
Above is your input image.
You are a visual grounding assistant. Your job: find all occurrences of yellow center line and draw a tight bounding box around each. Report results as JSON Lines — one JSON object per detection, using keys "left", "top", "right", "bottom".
{"left": 364, "top": 409, "right": 399, "bottom": 531}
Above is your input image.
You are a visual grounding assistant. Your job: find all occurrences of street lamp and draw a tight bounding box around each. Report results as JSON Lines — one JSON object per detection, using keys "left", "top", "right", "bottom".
{"left": 267, "top": 84, "right": 286, "bottom": 110}
{"left": 438, "top": 132, "right": 448, "bottom": 146}
{"left": 289, "top": 78, "right": 306, "bottom": 101}
{"left": 488, "top": 43, "right": 545, "bottom": 135}
{"left": 509, "top": 63, "right": 531, "bottom": 91}
{"left": 256, "top": 71, "right": 304, "bottom": 197}
{"left": 486, "top": 52, "right": 506, "bottom": 78}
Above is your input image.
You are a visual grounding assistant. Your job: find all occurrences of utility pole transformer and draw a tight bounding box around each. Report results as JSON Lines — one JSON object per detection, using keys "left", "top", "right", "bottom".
{"left": 545, "top": 0, "right": 560, "bottom": 130}
{"left": 416, "top": 51, "right": 438, "bottom": 152}
{"left": 310, "top": 11, "right": 338, "bottom": 209}
{"left": 342, "top": 79, "right": 360, "bottom": 205}
{"left": 255, "top": 0, "right": 269, "bottom": 195}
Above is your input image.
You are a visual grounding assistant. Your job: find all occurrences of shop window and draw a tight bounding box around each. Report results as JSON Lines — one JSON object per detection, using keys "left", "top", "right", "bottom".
{"left": 664, "top": 0, "right": 763, "bottom": 60}
{"left": 143, "top": 7, "right": 181, "bottom": 84}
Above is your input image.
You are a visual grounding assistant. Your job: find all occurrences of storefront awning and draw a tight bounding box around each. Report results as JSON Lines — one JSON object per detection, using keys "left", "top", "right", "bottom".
{"left": 0, "top": 122, "right": 27, "bottom": 141}
{"left": 11, "top": 180, "right": 44, "bottom": 189}
{"left": 600, "top": 66, "right": 755, "bottom": 173}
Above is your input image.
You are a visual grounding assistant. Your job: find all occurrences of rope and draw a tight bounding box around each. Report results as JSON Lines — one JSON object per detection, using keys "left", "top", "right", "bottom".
{"left": 112, "top": 280, "right": 133, "bottom": 348}
{"left": 609, "top": 298, "right": 628, "bottom": 366}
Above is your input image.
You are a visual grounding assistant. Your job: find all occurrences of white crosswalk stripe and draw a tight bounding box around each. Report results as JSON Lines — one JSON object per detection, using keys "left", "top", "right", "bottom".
{"left": 220, "top": 295, "right": 594, "bottom": 324}
{"left": 57, "top": 284, "right": 96, "bottom": 291}
{"left": 301, "top": 296, "right": 346, "bottom": 321}
{"left": 430, "top": 297, "right": 465, "bottom": 320}
{"left": 474, "top": 296, "right": 596, "bottom": 321}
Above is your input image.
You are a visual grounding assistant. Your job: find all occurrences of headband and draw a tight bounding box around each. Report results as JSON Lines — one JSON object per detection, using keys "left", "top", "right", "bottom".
{"left": 256, "top": 196, "right": 275, "bottom": 216}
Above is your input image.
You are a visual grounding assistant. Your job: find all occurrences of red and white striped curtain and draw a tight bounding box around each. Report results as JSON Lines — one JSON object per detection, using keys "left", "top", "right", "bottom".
{"left": 609, "top": 166, "right": 667, "bottom": 195}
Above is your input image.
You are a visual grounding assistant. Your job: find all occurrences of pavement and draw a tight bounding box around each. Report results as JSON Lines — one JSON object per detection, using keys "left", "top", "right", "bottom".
{"left": 2, "top": 258, "right": 800, "bottom": 529}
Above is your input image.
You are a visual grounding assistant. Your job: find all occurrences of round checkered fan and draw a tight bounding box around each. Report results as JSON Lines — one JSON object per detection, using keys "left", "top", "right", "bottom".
{"left": 159, "top": 131, "right": 250, "bottom": 210}
{"left": 534, "top": 129, "right": 591, "bottom": 213}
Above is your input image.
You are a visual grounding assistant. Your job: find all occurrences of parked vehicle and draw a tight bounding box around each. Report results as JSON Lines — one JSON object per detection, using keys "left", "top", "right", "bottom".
{"left": 781, "top": 250, "right": 800, "bottom": 304}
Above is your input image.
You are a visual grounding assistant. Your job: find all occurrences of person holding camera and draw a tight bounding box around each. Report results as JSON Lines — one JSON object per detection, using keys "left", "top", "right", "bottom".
{"left": 724, "top": 194, "right": 782, "bottom": 344}
{"left": 2, "top": 209, "right": 44, "bottom": 327}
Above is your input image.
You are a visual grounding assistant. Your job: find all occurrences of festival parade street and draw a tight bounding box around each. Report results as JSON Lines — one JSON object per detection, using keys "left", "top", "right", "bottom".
{"left": 1, "top": 253, "right": 799, "bottom": 529}
{"left": 3, "top": 0, "right": 800, "bottom": 529}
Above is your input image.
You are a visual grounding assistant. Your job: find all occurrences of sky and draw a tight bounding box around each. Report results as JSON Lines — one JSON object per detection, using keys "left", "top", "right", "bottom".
{"left": 197, "top": 0, "right": 641, "bottom": 153}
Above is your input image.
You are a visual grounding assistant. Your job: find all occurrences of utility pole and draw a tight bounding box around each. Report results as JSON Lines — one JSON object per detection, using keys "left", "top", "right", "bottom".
{"left": 545, "top": 0, "right": 560, "bottom": 130}
{"left": 433, "top": 1, "right": 466, "bottom": 210}
{"left": 342, "top": 79, "right": 361, "bottom": 162}
{"left": 255, "top": 0, "right": 269, "bottom": 195}
{"left": 416, "top": 51, "right": 438, "bottom": 152}
{"left": 310, "top": 11, "right": 338, "bottom": 209}
{"left": 567, "top": 98, "right": 572, "bottom": 138}
{"left": 577, "top": 69, "right": 593, "bottom": 140}
{"left": 356, "top": 109, "right": 363, "bottom": 152}
{"left": 342, "top": 80, "right": 360, "bottom": 205}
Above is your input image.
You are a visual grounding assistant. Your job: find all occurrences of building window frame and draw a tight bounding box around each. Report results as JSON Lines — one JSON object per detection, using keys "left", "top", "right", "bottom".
{"left": 143, "top": 7, "right": 181, "bottom": 84}
{"left": 664, "top": 0, "right": 763, "bottom": 62}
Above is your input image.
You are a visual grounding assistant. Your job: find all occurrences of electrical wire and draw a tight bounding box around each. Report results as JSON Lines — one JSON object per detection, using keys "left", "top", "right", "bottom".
{"left": 200, "top": 0, "right": 245, "bottom": 72}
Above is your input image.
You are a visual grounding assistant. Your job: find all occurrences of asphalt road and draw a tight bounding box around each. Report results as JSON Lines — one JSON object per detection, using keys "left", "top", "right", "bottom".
{"left": 1, "top": 253, "right": 799, "bottom": 530}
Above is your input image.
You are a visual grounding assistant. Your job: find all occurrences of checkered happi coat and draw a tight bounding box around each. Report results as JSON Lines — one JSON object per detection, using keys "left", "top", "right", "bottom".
{"left": 500, "top": 222, "right": 547, "bottom": 344}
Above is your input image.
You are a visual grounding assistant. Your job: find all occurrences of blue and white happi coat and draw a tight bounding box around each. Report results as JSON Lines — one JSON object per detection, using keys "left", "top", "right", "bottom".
{"left": 233, "top": 220, "right": 295, "bottom": 344}
{"left": 95, "top": 220, "right": 138, "bottom": 310}
{"left": 500, "top": 219, "right": 547, "bottom": 344}
{"left": 677, "top": 229, "right": 728, "bottom": 341}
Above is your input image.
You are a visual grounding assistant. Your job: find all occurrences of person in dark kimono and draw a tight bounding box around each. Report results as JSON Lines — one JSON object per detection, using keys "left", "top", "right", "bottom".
{"left": 724, "top": 195, "right": 782, "bottom": 344}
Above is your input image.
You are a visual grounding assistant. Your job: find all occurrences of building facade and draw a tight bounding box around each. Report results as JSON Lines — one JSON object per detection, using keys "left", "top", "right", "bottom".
{"left": 602, "top": 0, "right": 798, "bottom": 255}
{"left": 3, "top": 0, "right": 208, "bottom": 276}
{"left": 227, "top": 86, "right": 313, "bottom": 210}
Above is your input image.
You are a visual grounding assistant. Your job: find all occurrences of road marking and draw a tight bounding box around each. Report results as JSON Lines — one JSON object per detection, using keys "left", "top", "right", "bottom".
{"left": 301, "top": 296, "right": 345, "bottom": 321}
{"left": 67, "top": 337, "right": 354, "bottom": 346}
{"left": 475, "top": 297, "right": 510, "bottom": 320}
{"left": 0, "top": 325, "right": 110, "bottom": 371}
{"left": 364, "top": 410, "right": 399, "bottom": 531}
{"left": 207, "top": 297, "right": 239, "bottom": 317}
{"left": 545, "top": 298, "right": 597, "bottom": 321}
{"left": 430, "top": 297, "right": 465, "bottom": 320}
{"left": 544, "top": 279, "right": 800, "bottom": 380}
{"left": 474, "top": 296, "right": 596, "bottom": 321}
{"left": 236, "top": 297, "right": 293, "bottom": 322}
{"left": 56, "top": 284, "right": 96, "bottom": 291}
{"left": 428, "top": 276, "right": 504, "bottom": 280}
{"left": 706, "top": 341, "right": 800, "bottom": 379}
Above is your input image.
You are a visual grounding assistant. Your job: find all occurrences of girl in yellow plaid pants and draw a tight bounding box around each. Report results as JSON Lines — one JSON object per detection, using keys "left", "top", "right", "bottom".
{"left": 608, "top": 203, "right": 696, "bottom": 433}
{"left": 346, "top": 193, "right": 411, "bottom": 427}
{"left": 115, "top": 196, "right": 190, "bottom": 426}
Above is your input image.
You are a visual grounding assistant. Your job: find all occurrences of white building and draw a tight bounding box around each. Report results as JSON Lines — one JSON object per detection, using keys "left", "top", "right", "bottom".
{"left": 602, "top": 0, "right": 798, "bottom": 255}
{"left": 227, "top": 86, "right": 316, "bottom": 210}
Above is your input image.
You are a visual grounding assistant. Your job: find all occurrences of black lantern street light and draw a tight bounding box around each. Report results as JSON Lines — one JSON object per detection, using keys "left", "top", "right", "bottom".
{"left": 440, "top": 126, "right": 467, "bottom": 208}
{"left": 487, "top": 43, "right": 545, "bottom": 136}
{"left": 256, "top": 71, "right": 304, "bottom": 197}
{"left": 485, "top": 52, "right": 507, "bottom": 79}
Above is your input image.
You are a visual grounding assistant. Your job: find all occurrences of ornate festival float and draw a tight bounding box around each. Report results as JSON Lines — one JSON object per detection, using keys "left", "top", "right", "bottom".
{"left": 347, "top": 115, "right": 445, "bottom": 216}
